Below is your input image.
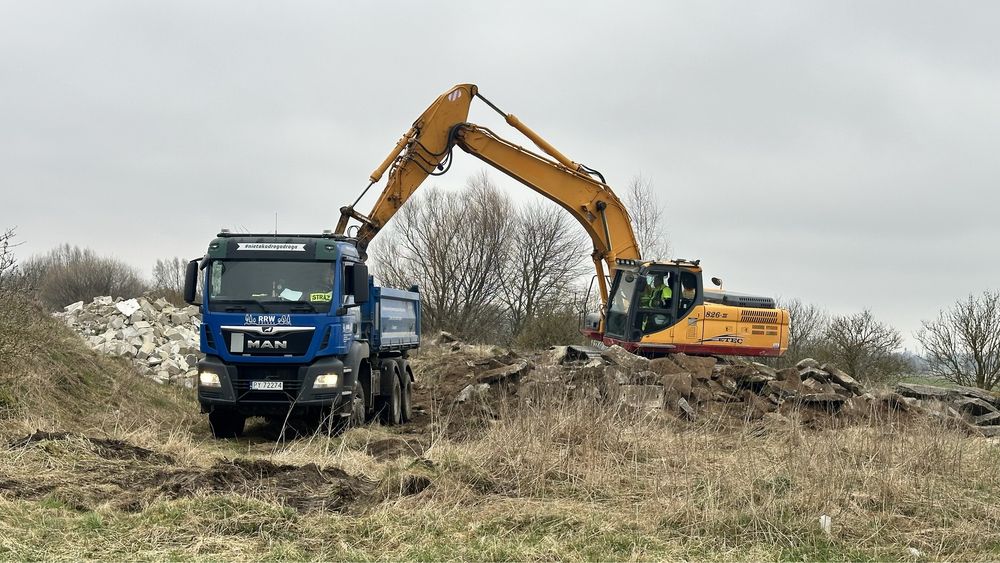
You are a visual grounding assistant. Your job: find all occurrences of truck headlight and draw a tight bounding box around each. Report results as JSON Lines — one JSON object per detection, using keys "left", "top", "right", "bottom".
{"left": 199, "top": 371, "right": 221, "bottom": 388}
{"left": 314, "top": 373, "right": 339, "bottom": 389}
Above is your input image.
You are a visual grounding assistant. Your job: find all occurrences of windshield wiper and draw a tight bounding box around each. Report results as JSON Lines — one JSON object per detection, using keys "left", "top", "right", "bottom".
{"left": 211, "top": 299, "right": 271, "bottom": 312}
{"left": 288, "top": 302, "right": 318, "bottom": 313}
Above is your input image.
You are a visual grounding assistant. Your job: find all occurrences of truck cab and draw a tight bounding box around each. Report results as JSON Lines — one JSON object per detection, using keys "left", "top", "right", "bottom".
{"left": 184, "top": 231, "right": 420, "bottom": 437}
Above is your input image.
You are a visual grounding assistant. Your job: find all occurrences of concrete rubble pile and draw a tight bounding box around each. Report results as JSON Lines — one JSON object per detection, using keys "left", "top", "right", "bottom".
{"left": 517, "top": 346, "right": 874, "bottom": 424}
{"left": 439, "top": 333, "right": 1000, "bottom": 435}
{"left": 55, "top": 296, "right": 201, "bottom": 386}
{"left": 894, "top": 382, "right": 1000, "bottom": 437}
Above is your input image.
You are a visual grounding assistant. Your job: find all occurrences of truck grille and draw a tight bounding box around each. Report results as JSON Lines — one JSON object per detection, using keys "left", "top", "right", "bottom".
{"left": 233, "top": 365, "right": 302, "bottom": 395}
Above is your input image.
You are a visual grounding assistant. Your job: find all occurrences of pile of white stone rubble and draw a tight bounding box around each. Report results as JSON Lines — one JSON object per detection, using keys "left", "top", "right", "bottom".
{"left": 54, "top": 296, "right": 201, "bottom": 386}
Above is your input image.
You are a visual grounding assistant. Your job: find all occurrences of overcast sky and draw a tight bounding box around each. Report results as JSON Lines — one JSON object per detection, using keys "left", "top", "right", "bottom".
{"left": 2, "top": 1, "right": 997, "bottom": 347}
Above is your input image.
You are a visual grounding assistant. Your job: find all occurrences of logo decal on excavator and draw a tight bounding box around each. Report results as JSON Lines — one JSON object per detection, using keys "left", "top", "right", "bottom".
{"left": 700, "top": 333, "right": 744, "bottom": 344}
{"left": 447, "top": 89, "right": 462, "bottom": 102}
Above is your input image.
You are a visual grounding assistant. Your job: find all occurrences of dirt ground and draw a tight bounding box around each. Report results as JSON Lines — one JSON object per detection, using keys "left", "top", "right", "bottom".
{"left": 1, "top": 431, "right": 382, "bottom": 514}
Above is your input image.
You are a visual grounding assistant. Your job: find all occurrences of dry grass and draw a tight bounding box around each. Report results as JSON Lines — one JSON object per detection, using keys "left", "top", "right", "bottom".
{"left": 1, "top": 305, "right": 1000, "bottom": 560}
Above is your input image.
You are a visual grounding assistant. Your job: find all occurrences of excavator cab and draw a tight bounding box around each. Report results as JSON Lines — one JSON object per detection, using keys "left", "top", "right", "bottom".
{"left": 603, "top": 260, "right": 704, "bottom": 346}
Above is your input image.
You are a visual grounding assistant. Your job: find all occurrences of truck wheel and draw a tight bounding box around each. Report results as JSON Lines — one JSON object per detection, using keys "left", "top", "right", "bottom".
{"left": 335, "top": 379, "right": 367, "bottom": 434}
{"left": 400, "top": 373, "right": 413, "bottom": 423}
{"left": 348, "top": 378, "right": 367, "bottom": 427}
{"left": 378, "top": 375, "right": 402, "bottom": 426}
{"left": 208, "top": 409, "right": 245, "bottom": 439}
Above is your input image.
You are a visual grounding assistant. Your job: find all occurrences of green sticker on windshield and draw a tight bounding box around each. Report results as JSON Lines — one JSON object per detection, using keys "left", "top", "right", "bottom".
{"left": 310, "top": 292, "right": 332, "bottom": 303}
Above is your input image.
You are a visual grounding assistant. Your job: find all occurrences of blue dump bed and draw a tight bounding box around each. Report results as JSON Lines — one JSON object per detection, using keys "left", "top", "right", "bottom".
{"left": 363, "top": 285, "right": 421, "bottom": 352}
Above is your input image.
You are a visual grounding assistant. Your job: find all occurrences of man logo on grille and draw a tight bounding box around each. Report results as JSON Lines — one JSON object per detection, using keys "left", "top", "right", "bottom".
{"left": 247, "top": 340, "right": 288, "bottom": 350}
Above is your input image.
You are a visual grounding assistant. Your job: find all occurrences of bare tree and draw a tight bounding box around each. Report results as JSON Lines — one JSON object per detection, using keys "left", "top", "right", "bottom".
{"left": 0, "top": 228, "right": 20, "bottom": 294}
{"left": 373, "top": 172, "right": 514, "bottom": 340}
{"left": 916, "top": 290, "right": 1000, "bottom": 390}
{"left": 152, "top": 257, "right": 186, "bottom": 293}
{"left": 0, "top": 227, "right": 32, "bottom": 370}
{"left": 823, "top": 309, "right": 904, "bottom": 381}
{"left": 151, "top": 256, "right": 187, "bottom": 304}
{"left": 20, "top": 244, "right": 148, "bottom": 310}
{"left": 502, "top": 204, "right": 588, "bottom": 336}
{"left": 777, "top": 297, "right": 829, "bottom": 365}
{"left": 624, "top": 175, "right": 669, "bottom": 259}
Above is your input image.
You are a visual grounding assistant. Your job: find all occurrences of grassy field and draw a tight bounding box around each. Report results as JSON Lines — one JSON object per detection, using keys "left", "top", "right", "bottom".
{"left": 1, "top": 306, "right": 1000, "bottom": 561}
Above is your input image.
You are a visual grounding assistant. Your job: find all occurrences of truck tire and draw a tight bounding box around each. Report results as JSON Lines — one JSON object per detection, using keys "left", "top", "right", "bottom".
{"left": 397, "top": 360, "right": 413, "bottom": 423}
{"left": 378, "top": 374, "right": 402, "bottom": 426}
{"left": 335, "top": 378, "right": 367, "bottom": 434}
{"left": 209, "top": 409, "right": 245, "bottom": 439}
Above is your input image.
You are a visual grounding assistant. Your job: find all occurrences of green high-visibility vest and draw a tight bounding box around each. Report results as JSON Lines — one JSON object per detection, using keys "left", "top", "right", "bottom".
{"left": 642, "top": 285, "right": 672, "bottom": 307}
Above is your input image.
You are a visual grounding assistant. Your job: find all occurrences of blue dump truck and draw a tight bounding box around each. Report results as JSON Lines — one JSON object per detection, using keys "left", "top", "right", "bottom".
{"left": 183, "top": 231, "right": 420, "bottom": 438}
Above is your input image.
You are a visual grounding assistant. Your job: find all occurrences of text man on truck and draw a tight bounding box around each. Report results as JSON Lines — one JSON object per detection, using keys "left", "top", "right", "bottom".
{"left": 184, "top": 230, "right": 419, "bottom": 438}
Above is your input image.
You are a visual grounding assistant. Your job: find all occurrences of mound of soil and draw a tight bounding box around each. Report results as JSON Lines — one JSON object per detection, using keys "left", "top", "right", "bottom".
{"left": 1, "top": 432, "right": 377, "bottom": 513}
{"left": 151, "top": 458, "right": 374, "bottom": 513}
{"left": 363, "top": 437, "right": 427, "bottom": 461}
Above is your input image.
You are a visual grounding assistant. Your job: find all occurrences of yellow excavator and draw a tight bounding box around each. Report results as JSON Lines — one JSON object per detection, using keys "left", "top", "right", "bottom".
{"left": 336, "top": 84, "right": 789, "bottom": 358}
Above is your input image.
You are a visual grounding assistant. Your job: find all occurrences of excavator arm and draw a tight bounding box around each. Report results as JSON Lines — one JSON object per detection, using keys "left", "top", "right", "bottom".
{"left": 335, "top": 84, "right": 641, "bottom": 304}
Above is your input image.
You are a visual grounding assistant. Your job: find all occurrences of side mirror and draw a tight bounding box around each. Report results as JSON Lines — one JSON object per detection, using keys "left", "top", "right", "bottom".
{"left": 352, "top": 262, "right": 370, "bottom": 304}
{"left": 184, "top": 259, "right": 201, "bottom": 305}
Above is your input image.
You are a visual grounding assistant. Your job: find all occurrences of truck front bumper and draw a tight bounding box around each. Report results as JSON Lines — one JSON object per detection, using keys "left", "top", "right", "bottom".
{"left": 196, "top": 355, "right": 352, "bottom": 415}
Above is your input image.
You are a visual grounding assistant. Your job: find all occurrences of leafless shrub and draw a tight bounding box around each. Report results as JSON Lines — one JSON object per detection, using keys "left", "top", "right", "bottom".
{"left": 513, "top": 301, "right": 587, "bottom": 349}
{"left": 20, "top": 244, "right": 148, "bottom": 310}
{"left": 822, "top": 309, "right": 905, "bottom": 382}
{"left": 768, "top": 297, "right": 830, "bottom": 367}
{"left": 916, "top": 290, "right": 1000, "bottom": 390}
{"left": 624, "top": 174, "right": 669, "bottom": 259}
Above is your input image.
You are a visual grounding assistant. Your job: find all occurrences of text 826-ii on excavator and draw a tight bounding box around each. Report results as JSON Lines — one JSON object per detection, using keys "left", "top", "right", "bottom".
{"left": 336, "top": 84, "right": 789, "bottom": 358}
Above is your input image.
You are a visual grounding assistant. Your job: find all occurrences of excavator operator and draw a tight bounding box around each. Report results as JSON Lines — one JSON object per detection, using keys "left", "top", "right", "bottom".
{"left": 642, "top": 274, "right": 672, "bottom": 308}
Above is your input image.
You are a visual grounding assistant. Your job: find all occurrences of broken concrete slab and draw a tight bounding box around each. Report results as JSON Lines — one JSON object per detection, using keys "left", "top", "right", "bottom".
{"left": 951, "top": 385, "right": 1000, "bottom": 405}
{"left": 954, "top": 397, "right": 998, "bottom": 416}
{"left": 799, "top": 367, "right": 830, "bottom": 383}
{"left": 648, "top": 357, "right": 685, "bottom": 377}
{"left": 115, "top": 299, "right": 141, "bottom": 318}
{"left": 822, "top": 364, "right": 864, "bottom": 394}
{"left": 751, "top": 362, "right": 778, "bottom": 380}
{"left": 629, "top": 370, "right": 662, "bottom": 386}
{"left": 456, "top": 383, "right": 490, "bottom": 403}
{"left": 64, "top": 301, "right": 85, "bottom": 314}
{"left": 477, "top": 359, "right": 531, "bottom": 384}
{"left": 973, "top": 411, "right": 1000, "bottom": 425}
{"left": 600, "top": 345, "right": 650, "bottom": 372}
{"left": 896, "top": 383, "right": 953, "bottom": 400}
{"left": 796, "top": 358, "right": 820, "bottom": 370}
{"left": 676, "top": 397, "right": 696, "bottom": 420}
{"left": 619, "top": 385, "right": 664, "bottom": 410}
{"left": 670, "top": 353, "right": 716, "bottom": 380}
{"left": 661, "top": 372, "right": 693, "bottom": 401}
{"left": 800, "top": 393, "right": 846, "bottom": 405}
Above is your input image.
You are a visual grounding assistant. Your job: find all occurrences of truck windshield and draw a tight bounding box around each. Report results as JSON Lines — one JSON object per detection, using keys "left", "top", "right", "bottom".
{"left": 207, "top": 260, "right": 336, "bottom": 313}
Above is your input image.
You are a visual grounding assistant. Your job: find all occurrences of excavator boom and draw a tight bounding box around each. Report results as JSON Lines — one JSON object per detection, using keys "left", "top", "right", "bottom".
{"left": 336, "top": 84, "right": 789, "bottom": 358}
{"left": 336, "top": 84, "right": 640, "bottom": 303}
